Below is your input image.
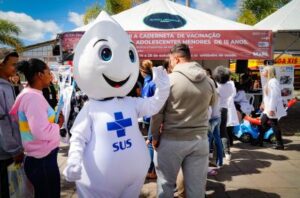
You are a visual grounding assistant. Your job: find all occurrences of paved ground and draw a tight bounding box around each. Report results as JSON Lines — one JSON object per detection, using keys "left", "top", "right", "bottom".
{"left": 59, "top": 101, "right": 300, "bottom": 198}
{"left": 59, "top": 135, "right": 300, "bottom": 198}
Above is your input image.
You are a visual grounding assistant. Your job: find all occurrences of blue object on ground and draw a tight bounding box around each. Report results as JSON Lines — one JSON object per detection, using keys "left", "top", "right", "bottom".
{"left": 233, "top": 120, "right": 275, "bottom": 143}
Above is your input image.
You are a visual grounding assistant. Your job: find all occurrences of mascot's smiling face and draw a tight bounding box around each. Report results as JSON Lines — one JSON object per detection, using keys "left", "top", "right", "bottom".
{"left": 73, "top": 11, "right": 139, "bottom": 99}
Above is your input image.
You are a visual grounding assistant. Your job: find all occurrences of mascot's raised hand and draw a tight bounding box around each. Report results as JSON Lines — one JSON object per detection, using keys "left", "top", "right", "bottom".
{"left": 63, "top": 11, "right": 169, "bottom": 198}
{"left": 152, "top": 66, "right": 169, "bottom": 90}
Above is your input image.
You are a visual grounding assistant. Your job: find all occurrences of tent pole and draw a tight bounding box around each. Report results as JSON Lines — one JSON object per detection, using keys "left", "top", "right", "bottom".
{"left": 186, "top": 0, "right": 190, "bottom": 7}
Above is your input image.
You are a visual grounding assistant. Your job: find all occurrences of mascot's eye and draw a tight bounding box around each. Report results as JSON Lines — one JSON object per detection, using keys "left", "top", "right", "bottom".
{"left": 129, "top": 50, "right": 135, "bottom": 63}
{"left": 99, "top": 47, "right": 112, "bottom": 61}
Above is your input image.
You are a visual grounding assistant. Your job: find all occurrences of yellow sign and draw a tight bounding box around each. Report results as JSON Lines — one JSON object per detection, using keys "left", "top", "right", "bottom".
{"left": 274, "top": 55, "right": 300, "bottom": 65}
{"left": 230, "top": 55, "right": 300, "bottom": 72}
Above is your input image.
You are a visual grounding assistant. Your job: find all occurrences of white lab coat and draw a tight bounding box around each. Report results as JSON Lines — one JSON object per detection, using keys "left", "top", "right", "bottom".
{"left": 227, "top": 94, "right": 240, "bottom": 127}
{"left": 263, "top": 78, "right": 287, "bottom": 120}
{"left": 217, "top": 81, "right": 239, "bottom": 127}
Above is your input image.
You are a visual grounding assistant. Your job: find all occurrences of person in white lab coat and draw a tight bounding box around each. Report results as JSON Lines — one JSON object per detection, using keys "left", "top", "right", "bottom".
{"left": 226, "top": 80, "right": 240, "bottom": 145}
{"left": 259, "top": 66, "right": 286, "bottom": 149}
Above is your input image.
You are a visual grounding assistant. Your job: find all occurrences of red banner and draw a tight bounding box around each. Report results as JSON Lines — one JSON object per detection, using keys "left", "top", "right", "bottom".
{"left": 128, "top": 30, "right": 272, "bottom": 60}
{"left": 60, "top": 30, "right": 272, "bottom": 60}
{"left": 60, "top": 32, "right": 84, "bottom": 53}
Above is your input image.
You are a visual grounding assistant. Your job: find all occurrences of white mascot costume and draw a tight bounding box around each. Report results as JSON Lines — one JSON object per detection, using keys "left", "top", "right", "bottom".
{"left": 63, "top": 11, "right": 170, "bottom": 198}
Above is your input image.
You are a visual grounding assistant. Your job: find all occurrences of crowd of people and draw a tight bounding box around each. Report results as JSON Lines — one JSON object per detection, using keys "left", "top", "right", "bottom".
{"left": 0, "top": 43, "right": 287, "bottom": 198}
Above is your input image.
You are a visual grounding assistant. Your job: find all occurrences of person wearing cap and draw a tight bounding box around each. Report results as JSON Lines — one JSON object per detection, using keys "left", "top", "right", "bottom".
{"left": 0, "top": 49, "right": 23, "bottom": 198}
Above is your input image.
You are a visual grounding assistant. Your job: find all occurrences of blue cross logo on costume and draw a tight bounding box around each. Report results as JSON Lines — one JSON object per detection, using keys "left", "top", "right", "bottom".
{"left": 107, "top": 112, "right": 132, "bottom": 137}
{"left": 107, "top": 112, "right": 133, "bottom": 152}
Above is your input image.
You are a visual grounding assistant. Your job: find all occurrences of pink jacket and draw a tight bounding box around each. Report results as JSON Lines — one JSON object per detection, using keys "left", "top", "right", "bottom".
{"left": 10, "top": 88, "right": 60, "bottom": 158}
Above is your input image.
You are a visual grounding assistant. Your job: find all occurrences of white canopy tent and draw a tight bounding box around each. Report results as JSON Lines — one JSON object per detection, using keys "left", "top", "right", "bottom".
{"left": 74, "top": 0, "right": 253, "bottom": 32}
{"left": 64, "top": 0, "right": 272, "bottom": 64}
{"left": 254, "top": 0, "right": 300, "bottom": 32}
{"left": 255, "top": 0, "right": 300, "bottom": 89}
{"left": 254, "top": 0, "right": 300, "bottom": 55}
{"left": 113, "top": 0, "right": 253, "bottom": 31}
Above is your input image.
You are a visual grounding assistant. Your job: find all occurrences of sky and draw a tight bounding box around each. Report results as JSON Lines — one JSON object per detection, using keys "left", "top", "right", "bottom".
{"left": 0, "top": 0, "right": 241, "bottom": 45}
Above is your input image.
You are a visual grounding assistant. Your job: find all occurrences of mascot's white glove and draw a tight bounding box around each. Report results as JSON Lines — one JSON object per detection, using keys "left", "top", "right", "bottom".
{"left": 63, "top": 104, "right": 91, "bottom": 182}
{"left": 152, "top": 66, "right": 170, "bottom": 91}
{"left": 134, "top": 65, "right": 169, "bottom": 119}
{"left": 143, "top": 66, "right": 170, "bottom": 142}
{"left": 63, "top": 139, "right": 85, "bottom": 182}
{"left": 63, "top": 163, "right": 82, "bottom": 182}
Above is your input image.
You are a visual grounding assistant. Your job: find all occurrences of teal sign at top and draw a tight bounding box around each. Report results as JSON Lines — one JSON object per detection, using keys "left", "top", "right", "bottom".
{"left": 143, "top": 13, "right": 186, "bottom": 29}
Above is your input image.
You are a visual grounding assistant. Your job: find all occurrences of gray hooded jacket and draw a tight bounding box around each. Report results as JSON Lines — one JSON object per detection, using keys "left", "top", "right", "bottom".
{"left": 0, "top": 78, "right": 22, "bottom": 160}
{"left": 151, "top": 62, "right": 217, "bottom": 141}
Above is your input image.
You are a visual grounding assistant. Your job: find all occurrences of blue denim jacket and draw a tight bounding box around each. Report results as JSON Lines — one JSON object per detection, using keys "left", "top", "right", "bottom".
{"left": 141, "top": 75, "right": 156, "bottom": 124}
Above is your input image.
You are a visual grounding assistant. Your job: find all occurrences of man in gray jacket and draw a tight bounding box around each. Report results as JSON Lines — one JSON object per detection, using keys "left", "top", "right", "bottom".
{"left": 0, "top": 49, "right": 23, "bottom": 198}
{"left": 151, "top": 44, "right": 216, "bottom": 198}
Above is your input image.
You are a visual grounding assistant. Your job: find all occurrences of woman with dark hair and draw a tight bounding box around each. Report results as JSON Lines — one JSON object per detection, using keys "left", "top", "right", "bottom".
{"left": 10, "top": 58, "right": 64, "bottom": 198}
{"left": 213, "top": 66, "right": 238, "bottom": 161}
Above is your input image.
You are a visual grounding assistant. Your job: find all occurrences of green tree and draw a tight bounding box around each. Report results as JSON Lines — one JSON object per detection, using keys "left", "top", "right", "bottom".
{"left": 237, "top": 9, "right": 257, "bottom": 25}
{"left": 237, "top": 0, "right": 291, "bottom": 25}
{"left": 0, "top": 19, "right": 23, "bottom": 51}
{"left": 105, "top": 0, "right": 132, "bottom": 15}
{"left": 106, "top": 0, "right": 147, "bottom": 14}
{"left": 83, "top": 0, "right": 145, "bottom": 25}
{"left": 83, "top": 3, "right": 102, "bottom": 25}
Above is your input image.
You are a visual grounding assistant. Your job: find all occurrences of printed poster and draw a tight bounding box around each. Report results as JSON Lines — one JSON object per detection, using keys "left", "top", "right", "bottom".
{"left": 259, "top": 65, "right": 294, "bottom": 103}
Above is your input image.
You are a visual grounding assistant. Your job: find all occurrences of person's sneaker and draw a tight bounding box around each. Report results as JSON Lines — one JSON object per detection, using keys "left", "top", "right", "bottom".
{"left": 207, "top": 167, "right": 218, "bottom": 176}
{"left": 225, "top": 154, "right": 231, "bottom": 161}
{"left": 273, "top": 144, "right": 284, "bottom": 150}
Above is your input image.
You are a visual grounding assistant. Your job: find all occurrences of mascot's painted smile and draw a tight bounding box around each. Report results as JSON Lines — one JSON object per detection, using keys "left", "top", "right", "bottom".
{"left": 72, "top": 11, "right": 140, "bottom": 99}
{"left": 102, "top": 74, "right": 130, "bottom": 88}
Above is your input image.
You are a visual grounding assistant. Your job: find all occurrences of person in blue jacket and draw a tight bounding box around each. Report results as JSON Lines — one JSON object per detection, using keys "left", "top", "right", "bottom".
{"left": 140, "top": 59, "right": 157, "bottom": 179}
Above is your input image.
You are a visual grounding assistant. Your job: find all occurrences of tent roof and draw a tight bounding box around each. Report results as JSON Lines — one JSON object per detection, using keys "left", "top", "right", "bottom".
{"left": 254, "top": 0, "right": 300, "bottom": 32}
{"left": 74, "top": 0, "right": 252, "bottom": 32}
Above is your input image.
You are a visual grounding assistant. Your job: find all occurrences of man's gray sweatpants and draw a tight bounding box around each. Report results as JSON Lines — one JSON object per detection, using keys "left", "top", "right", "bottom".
{"left": 154, "top": 137, "right": 209, "bottom": 198}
